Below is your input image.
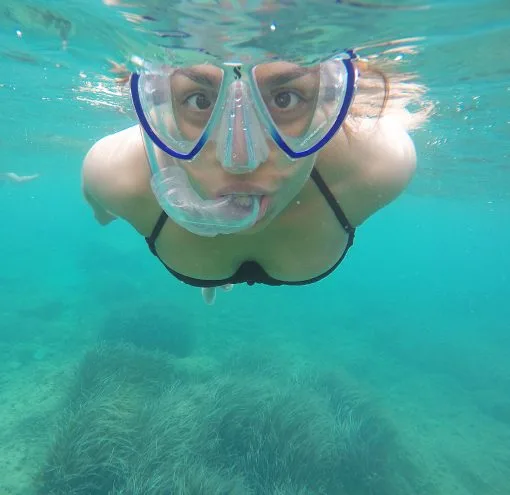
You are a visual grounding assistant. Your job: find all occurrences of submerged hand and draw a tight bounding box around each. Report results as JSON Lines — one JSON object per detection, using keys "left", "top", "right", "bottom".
{"left": 201, "top": 284, "right": 233, "bottom": 305}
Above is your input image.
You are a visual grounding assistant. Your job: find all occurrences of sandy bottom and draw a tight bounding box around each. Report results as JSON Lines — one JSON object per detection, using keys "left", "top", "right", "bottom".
{"left": 0, "top": 324, "right": 508, "bottom": 495}
{"left": 0, "top": 354, "right": 73, "bottom": 494}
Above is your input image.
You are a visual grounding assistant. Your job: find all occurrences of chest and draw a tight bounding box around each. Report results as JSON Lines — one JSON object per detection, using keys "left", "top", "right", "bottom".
{"left": 150, "top": 190, "right": 350, "bottom": 282}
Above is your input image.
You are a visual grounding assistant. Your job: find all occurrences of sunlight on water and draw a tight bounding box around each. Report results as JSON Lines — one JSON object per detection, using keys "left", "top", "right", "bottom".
{"left": 0, "top": 0, "right": 509, "bottom": 200}
{"left": 0, "top": 0, "right": 433, "bottom": 66}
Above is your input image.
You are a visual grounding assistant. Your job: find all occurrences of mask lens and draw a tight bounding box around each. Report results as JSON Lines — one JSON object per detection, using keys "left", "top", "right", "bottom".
{"left": 252, "top": 55, "right": 351, "bottom": 154}
{"left": 137, "top": 65, "right": 224, "bottom": 156}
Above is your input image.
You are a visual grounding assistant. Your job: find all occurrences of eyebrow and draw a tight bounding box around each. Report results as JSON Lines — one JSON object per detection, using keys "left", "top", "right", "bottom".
{"left": 175, "top": 66, "right": 313, "bottom": 88}
{"left": 259, "top": 66, "right": 313, "bottom": 87}
{"left": 173, "top": 68, "right": 220, "bottom": 88}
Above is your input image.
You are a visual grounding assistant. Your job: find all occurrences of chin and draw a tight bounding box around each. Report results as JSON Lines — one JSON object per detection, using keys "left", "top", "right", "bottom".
{"left": 240, "top": 222, "right": 270, "bottom": 235}
{"left": 239, "top": 205, "right": 284, "bottom": 236}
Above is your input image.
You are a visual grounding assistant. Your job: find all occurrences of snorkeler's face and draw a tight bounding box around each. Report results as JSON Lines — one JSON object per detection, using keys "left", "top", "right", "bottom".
{"left": 156, "top": 61, "right": 319, "bottom": 228}
{"left": 137, "top": 53, "right": 356, "bottom": 235}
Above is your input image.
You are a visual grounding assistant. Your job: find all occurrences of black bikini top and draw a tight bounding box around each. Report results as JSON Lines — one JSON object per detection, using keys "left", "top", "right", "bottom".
{"left": 145, "top": 168, "right": 355, "bottom": 287}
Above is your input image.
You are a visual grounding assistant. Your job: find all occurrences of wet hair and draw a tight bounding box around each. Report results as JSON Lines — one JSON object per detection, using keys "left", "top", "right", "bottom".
{"left": 346, "top": 50, "right": 432, "bottom": 133}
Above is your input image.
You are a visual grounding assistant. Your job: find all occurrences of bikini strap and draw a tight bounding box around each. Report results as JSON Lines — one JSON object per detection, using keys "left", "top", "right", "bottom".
{"left": 145, "top": 210, "right": 168, "bottom": 255}
{"left": 310, "top": 168, "right": 355, "bottom": 235}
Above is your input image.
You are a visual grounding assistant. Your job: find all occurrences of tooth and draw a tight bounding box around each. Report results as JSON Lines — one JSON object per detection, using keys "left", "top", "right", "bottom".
{"left": 232, "top": 196, "right": 254, "bottom": 207}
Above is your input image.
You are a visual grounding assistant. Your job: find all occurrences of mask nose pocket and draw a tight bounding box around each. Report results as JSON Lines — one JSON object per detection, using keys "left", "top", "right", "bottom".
{"left": 214, "top": 80, "right": 270, "bottom": 173}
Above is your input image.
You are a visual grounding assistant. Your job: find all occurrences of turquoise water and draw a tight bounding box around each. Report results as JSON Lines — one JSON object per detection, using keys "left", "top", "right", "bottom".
{"left": 1, "top": 1, "right": 509, "bottom": 494}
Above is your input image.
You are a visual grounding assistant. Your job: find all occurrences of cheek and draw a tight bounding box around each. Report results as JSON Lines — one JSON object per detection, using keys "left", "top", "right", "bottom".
{"left": 181, "top": 157, "right": 222, "bottom": 197}
{"left": 174, "top": 114, "right": 204, "bottom": 141}
{"left": 183, "top": 162, "right": 213, "bottom": 183}
{"left": 183, "top": 144, "right": 218, "bottom": 176}
{"left": 282, "top": 155, "right": 317, "bottom": 182}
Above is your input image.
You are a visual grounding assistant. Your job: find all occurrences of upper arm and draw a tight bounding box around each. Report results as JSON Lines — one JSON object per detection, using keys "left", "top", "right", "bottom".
{"left": 363, "top": 117, "right": 417, "bottom": 209}
{"left": 82, "top": 136, "right": 120, "bottom": 225}
{"left": 340, "top": 116, "right": 417, "bottom": 225}
{"left": 81, "top": 127, "right": 148, "bottom": 225}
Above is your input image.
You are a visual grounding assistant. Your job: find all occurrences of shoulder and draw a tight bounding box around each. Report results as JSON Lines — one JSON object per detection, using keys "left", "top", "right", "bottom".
{"left": 355, "top": 114, "right": 417, "bottom": 196}
{"left": 318, "top": 114, "right": 417, "bottom": 225}
{"left": 82, "top": 125, "right": 152, "bottom": 218}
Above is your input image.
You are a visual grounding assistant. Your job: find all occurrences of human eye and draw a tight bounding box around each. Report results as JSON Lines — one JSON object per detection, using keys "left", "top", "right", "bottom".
{"left": 268, "top": 90, "right": 304, "bottom": 111}
{"left": 183, "top": 92, "right": 215, "bottom": 112}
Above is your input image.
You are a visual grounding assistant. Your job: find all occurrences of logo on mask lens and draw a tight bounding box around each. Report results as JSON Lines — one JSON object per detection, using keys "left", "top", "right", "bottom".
{"left": 233, "top": 66, "right": 242, "bottom": 79}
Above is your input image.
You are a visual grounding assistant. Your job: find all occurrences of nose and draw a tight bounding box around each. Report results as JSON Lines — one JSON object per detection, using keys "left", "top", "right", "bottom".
{"left": 217, "top": 81, "right": 269, "bottom": 173}
{"left": 230, "top": 84, "right": 250, "bottom": 170}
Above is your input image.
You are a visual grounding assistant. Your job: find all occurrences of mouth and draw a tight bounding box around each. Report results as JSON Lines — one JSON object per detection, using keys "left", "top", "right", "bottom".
{"left": 217, "top": 183, "right": 272, "bottom": 219}
{"left": 216, "top": 183, "right": 271, "bottom": 197}
{"left": 220, "top": 193, "right": 270, "bottom": 223}
{"left": 227, "top": 194, "right": 258, "bottom": 208}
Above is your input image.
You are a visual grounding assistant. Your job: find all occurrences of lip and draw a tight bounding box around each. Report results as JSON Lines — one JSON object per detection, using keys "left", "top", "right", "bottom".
{"left": 217, "top": 192, "right": 271, "bottom": 224}
{"left": 257, "top": 195, "right": 270, "bottom": 222}
{"left": 216, "top": 183, "right": 273, "bottom": 197}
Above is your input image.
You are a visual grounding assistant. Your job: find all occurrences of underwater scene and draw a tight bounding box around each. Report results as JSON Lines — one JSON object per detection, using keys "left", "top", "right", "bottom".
{"left": 0, "top": 0, "right": 509, "bottom": 494}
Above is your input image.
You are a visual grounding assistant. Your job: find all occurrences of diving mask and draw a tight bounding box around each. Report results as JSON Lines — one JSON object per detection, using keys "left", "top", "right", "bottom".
{"left": 130, "top": 50, "right": 358, "bottom": 236}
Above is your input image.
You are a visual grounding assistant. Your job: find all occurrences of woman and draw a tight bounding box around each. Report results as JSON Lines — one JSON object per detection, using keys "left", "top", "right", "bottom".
{"left": 82, "top": 49, "right": 428, "bottom": 304}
